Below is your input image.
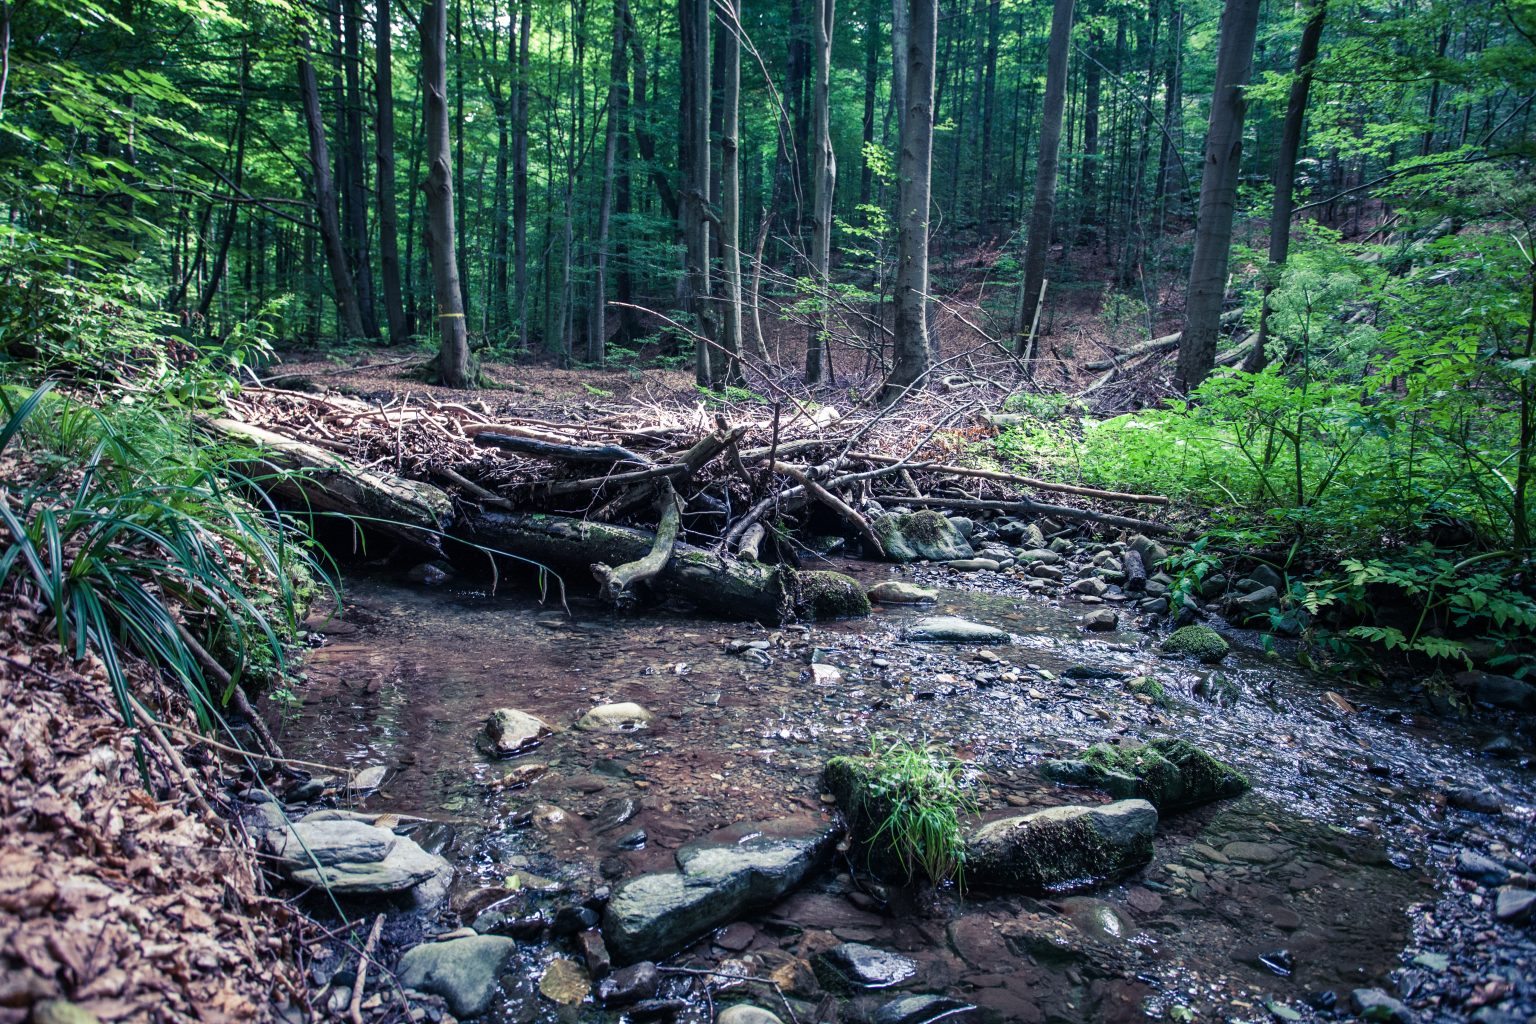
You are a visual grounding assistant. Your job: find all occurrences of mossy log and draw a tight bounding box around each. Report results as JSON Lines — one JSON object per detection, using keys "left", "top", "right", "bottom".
{"left": 458, "top": 509, "right": 869, "bottom": 622}
{"left": 207, "top": 417, "right": 454, "bottom": 554}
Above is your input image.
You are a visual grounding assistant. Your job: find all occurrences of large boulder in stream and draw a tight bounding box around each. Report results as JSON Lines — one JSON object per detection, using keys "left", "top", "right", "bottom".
{"left": 268, "top": 817, "right": 452, "bottom": 905}
{"left": 481, "top": 707, "right": 552, "bottom": 757}
{"left": 602, "top": 819, "right": 840, "bottom": 964}
{"left": 965, "top": 799, "right": 1157, "bottom": 893}
{"left": 872, "top": 510, "right": 975, "bottom": 563}
{"left": 1039, "top": 739, "right": 1249, "bottom": 811}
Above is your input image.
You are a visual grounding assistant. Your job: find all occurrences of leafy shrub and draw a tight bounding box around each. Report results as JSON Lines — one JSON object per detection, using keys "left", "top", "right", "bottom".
{"left": 854, "top": 737, "right": 977, "bottom": 887}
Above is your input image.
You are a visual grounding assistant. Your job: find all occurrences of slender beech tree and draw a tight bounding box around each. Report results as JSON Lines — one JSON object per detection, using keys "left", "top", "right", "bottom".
{"left": 297, "top": 35, "right": 368, "bottom": 339}
{"left": 420, "top": 0, "right": 473, "bottom": 386}
{"left": 882, "top": 0, "right": 936, "bottom": 404}
{"left": 1015, "top": 0, "right": 1074, "bottom": 364}
{"left": 513, "top": 0, "right": 531, "bottom": 348}
{"left": 341, "top": 0, "right": 380, "bottom": 337}
{"left": 680, "top": 0, "right": 715, "bottom": 384}
{"left": 804, "top": 0, "right": 836, "bottom": 384}
{"left": 718, "top": 0, "right": 746, "bottom": 383}
{"left": 1176, "top": 0, "right": 1262, "bottom": 390}
{"left": 376, "top": 0, "right": 409, "bottom": 341}
{"left": 589, "top": 0, "right": 628, "bottom": 364}
{"left": 1244, "top": 0, "right": 1328, "bottom": 372}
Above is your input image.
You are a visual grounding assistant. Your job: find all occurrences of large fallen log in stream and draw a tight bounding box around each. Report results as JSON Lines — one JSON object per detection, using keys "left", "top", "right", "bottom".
{"left": 457, "top": 509, "right": 870, "bottom": 621}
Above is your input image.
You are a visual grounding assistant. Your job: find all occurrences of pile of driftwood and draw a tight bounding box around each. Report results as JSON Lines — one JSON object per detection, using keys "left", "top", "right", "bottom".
{"left": 212, "top": 386, "right": 1173, "bottom": 620}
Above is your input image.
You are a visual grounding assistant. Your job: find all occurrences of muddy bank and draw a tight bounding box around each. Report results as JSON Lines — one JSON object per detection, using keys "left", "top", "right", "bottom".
{"left": 270, "top": 561, "right": 1536, "bottom": 1023}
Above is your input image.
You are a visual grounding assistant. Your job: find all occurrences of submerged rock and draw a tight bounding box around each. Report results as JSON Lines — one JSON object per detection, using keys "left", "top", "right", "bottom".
{"left": 602, "top": 819, "right": 840, "bottom": 963}
{"left": 576, "top": 702, "right": 655, "bottom": 732}
{"left": 796, "top": 570, "right": 873, "bottom": 618}
{"left": 814, "top": 942, "right": 917, "bottom": 991}
{"left": 1039, "top": 739, "right": 1248, "bottom": 812}
{"left": 396, "top": 935, "right": 517, "bottom": 1019}
{"left": 874, "top": 994, "right": 977, "bottom": 1024}
{"left": 868, "top": 580, "right": 939, "bottom": 605}
{"left": 482, "top": 707, "right": 551, "bottom": 757}
{"left": 1160, "top": 625, "right": 1230, "bottom": 663}
{"left": 965, "top": 799, "right": 1157, "bottom": 893}
{"left": 904, "top": 617, "right": 1011, "bottom": 644}
{"left": 873, "top": 510, "right": 976, "bottom": 563}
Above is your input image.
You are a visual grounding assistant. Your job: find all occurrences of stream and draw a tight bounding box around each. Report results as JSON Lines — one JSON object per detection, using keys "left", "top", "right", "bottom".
{"left": 276, "top": 561, "right": 1536, "bottom": 1024}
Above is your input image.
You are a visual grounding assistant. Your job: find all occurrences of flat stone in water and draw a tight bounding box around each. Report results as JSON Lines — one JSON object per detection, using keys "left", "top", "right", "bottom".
{"left": 395, "top": 935, "right": 517, "bottom": 1019}
{"left": 816, "top": 942, "right": 918, "bottom": 990}
{"left": 538, "top": 957, "right": 591, "bottom": 1005}
{"left": 1495, "top": 887, "right": 1536, "bottom": 922}
{"left": 1454, "top": 849, "right": 1510, "bottom": 885}
{"left": 716, "top": 1006, "right": 785, "bottom": 1024}
{"left": 946, "top": 558, "right": 1000, "bottom": 572}
{"left": 1222, "top": 841, "right": 1287, "bottom": 864}
{"left": 576, "top": 702, "right": 654, "bottom": 732}
{"left": 905, "top": 617, "right": 1011, "bottom": 644}
{"left": 874, "top": 994, "right": 977, "bottom": 1024}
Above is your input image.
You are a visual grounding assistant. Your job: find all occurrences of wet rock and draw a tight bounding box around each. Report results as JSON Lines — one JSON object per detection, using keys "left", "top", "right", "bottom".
{"left": 946, "top": 558, "right": 1001, "bottom": 572}
{"left": 576, "top": 702, "right": 655, "bottom": 732}
{"left": 1350, "top": 987, "right": 1414, "bottom": 1023}
{"left": 904, "top": 617, "right": 1011, "bottom": 644}
{"left": 1160, "top": 625, "right": 1230, "bottom": 663}
{"left": 1495, "top": 887, "right": 1536, "bottom": 922}
{"left": 965, "top": 799, "right": 1157, "bottom": 893}
{"left": 351, "top": 765, "right": 389, "bottom": 792}
{"left": 538, "top": 957, "right": 591, "bottom": 1005}
{"left": 868, "top": 581, "right": 939, "bottom": 605}
{"left": 1128, "top": 535, "right": 1169, "bottom": 570}
{"left": 872, "top": 510, "right": 975, "bottom": 563}
{"left": 715, "top": 921, "right": 756, "bottom": 951}
{"left": 1018, "top": 548, "right": 1063, "bottom": 565}
{"left": 873, "top": 994, "right": 977, "bottom": 1024}
{"left": 948, "top": 516, "right": 976, "bottom": 539}
{"left": 814, "top": 942, "right": 917, "bottom": 991}
{"left": 1456, "top": 850, "right": 1511, "bottom": 885}
{"left": 1228, "top": 585, "right": 1279, "bottom": 621}
{"left": 1039, "top": 739, "right": 1248, "bottom": 812}
{"left": 396, "top": 935, "right": 517, "bottom": 1019}
{"left": 1222, "top": 841, "right": 1287, "bottom": 864}
{"left": 1081, "top": 609, "right": 1118, "bottom": 632}
{"left": 1446, "top": 786, "right": 1504, "bottom": 814}
{"left": 632, "top": 998, "right": 689, "bottom": 1021}
{"left": 1457, "top": 671, "right": 1536, "bottom": 712}
{"left": 482, "top": 708, "right": 551, "bottom": 757}
{"left": 270, "top": 819, "right": 451, "bottom": 901}
{"left": 1070, "top": 577, "right": 1108, "bottom": 597}
{"left": 602, "top": 820, "right": 840, "bottom": 963}
{"left": 553, "top": 905, "right": 601, "bottom": 936}
{"left": 716, "top": 1006, "right": 785, "bottom": 1024}
{"left": 596, "top": 961, "right": 661, "bottom": 1007}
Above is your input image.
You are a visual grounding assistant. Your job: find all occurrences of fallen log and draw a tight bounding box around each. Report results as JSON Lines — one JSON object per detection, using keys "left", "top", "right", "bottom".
{"left": 849, "top": 452, "right": 1169, "bottom": 505}
{"left": 592, "top": 482, "right": 682, "bottom": 606}
{"left": 875, "top": 494, "right": 1177, "bottom": 536}
{"left": 1083, "top": 309, "right": 1245, "bottom": 371}
{"left": 208, "top": 417, "right": 453, "bottom": 553}
{"left": 1124, "top": 548, "right": 1147, "bottom": 592}
{"left": 472, "top": 431, "right": 652, "bottom": 466}
{"left": 457, "top": 510, "right": 869, "bottom": 621}
{"left": 771, "top": 461, "right": 886, "bottom": 558}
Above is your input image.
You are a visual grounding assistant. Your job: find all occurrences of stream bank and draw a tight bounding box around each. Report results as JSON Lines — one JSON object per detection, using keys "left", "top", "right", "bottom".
{"left": 265, "top": 550, "right": 1536, "bottom": 1024}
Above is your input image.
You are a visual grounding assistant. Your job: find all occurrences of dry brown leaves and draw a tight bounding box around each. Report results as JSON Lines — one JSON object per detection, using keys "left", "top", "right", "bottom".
{"left": 0, "top": 593, "right": 311, "bottom": 1024}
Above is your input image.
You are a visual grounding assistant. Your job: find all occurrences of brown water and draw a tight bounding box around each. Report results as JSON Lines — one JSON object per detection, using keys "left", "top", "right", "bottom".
{"left": 277, "top": 563, "right": 1529, "bottom": 1023}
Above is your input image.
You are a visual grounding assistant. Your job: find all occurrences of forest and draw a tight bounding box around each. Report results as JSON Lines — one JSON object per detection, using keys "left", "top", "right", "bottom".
{"left": 2, "top": 0, "right": 1536, "bottom": 1019}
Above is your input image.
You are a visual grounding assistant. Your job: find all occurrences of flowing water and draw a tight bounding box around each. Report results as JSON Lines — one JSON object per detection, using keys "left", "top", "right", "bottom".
{"left": 277, "top": 562, "right": 1536, "bottom": 1023}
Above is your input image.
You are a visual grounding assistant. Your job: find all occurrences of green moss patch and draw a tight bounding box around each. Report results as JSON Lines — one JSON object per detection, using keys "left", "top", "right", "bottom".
{"left": 1160, "top": 625, "right": 1230, "bottom": 663}
{"left": 1040, "top": 738, "right": 1248, "bottom": 812}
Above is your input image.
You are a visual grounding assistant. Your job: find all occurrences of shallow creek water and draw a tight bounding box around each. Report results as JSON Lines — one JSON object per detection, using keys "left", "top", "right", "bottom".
{"left": 279, "top": 562, "right": 1536, "bottom": 1024}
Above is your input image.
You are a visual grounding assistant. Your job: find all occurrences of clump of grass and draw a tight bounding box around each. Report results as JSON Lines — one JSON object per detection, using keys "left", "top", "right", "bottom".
{"left": 860, "top": 737, "right": 978, "bottom": 887}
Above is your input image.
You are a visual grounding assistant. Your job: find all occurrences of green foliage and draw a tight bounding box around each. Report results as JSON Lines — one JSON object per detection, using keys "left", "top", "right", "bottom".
{"left": 855, "top": 737, "right": 977, "bottom": 887}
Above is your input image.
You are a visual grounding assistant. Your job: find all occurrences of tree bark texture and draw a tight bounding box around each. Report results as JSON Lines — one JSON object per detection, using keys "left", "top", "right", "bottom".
{"left": 1015, "top": 0, "right": 1074, "bottom": 363}
{"left": 420, "top": 0, "right": 474, "bottom": 386}
{"left": 804, "top": 0, "right": 836, "bottom": 384}
{"left": 297, "top": 39, "right": 368, "bottom": 340}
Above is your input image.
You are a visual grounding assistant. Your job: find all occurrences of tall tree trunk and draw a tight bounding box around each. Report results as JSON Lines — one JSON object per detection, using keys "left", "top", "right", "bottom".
{"left": 513, "top": 0, "right": 531, "bottom": 348}
{"left": 978, "top": 0, "right": 1000, "bottom": 233}
{"left": 590, "top": 0, "right": 628, "bottom": 364}
{"left": 1081, "top": 24, "right": 1101, "bottom": 238}
{"left": 680, "top": 0, "right": 715, "bottom": 384}
{"left": 858, "top": 0, "right": 881, "bottom": 218}
{"left": 297, "top": 38, "right": 367, "bottom": 339}
{"left": 376, "top": 0, "right": 409, "bottom": 342}
{"left": 718, "top": 0, "right": 745, "bottom": 382}
{"left": 881, "top": 0, "right": 936, "bottom": 404}
{"left": 342, "top": 0, "right": 380, "bottom": 337}
{"left": 453, "top": 0, "right": 470, "bottom": 317}
{"left": 890, "top": 0, "right": 909, "bottom": 144}
{"left": 1174, "top": 0, "right": 1261, "bottom": 391}
{"left": 1014, "top": 0, "right": 1074, "bottom": 363}
{"left": 420, "top": 0, "right": 474, "bottom": 386}
{"left": 195, "top": 44, "right": 250, "bottom": 321}
{"left": 1244, "top": 0, "right": 1326, "bottom": 373}
{"left": 804, "top": 0, "right": 836, "bottom": 384}
{"left": 1154, "top": 3, "right": 1182, "bottom": 230}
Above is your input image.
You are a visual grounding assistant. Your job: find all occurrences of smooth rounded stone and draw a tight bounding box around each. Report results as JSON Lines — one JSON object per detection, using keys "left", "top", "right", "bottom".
{"left": 271, "top": 819, "right": 396, "bottom": 868}
{"left": 947, "top": 516, "right": 977, "bottom": 539}
{"left": 1017, "top": 548, "right": 1062, "bottom": 565}
{"left": 1222, "top": 841, "right": 1287, "bottom": 864}
{"left": 1081, "top": 609, "right": 1118, "bottom": 632}
{"left": 1446, "top": 786, "right": 1504, "bottom": 814}
{"left": 1070, "top": 577, "right": 1108, "bottom": 597}
{"left": 1351, "top": 988, "right": 1414, "bottom": 1023}
{"left": 1456, "top": 670, "right": 1536, "bottom": 711}
{"left": 1159, "top": 625, "right": 1230, "bottom": 663}
{"left": 872, "top": 510, "right": 976, "bottom": 563}
{"left": 1039, "top": 739, "right": 1248, "bottom": 812}
{"left": 815, "top": 942, "right": 917, "bottom": 991}
{"left": 539, "top": 957, "right": 591, "bottom": 1005}
{"left": 603, "top": 820, "right": 840, "bottom": 963}
{"left": 904, "top": 616, "right": 1011, "bottom": 644}
{"left": 597, "top": 961, "right": 661, "bottom": 1007}
{"left": 716, "top": 1006, "right": 785, "bottom": 1024}
{"left": 945, "top": 558, "right": 1001, "bottom": 572}
{"left": 483, "top": 708, "right": 551, "bottom": 757}
{"left": 1456, "top": 850, "right": 1511, "bottom": 885}
{"left": 868, "top": 581, "right": 939, "bottom": 605}
{"left": 351, "top": 765, "right": 389, "bottom": 792}
{"left": 396, "top": 935, "right": 517, "bottom": 1019}
{"left": 576, "top": 702, "right": 655, "bottom": 732}
{"left": 874, "top": 994, "right": 976, "bottom": 1024}
{"left": 965, "top": 800, "right": 1157, "bottom": 893}
{"left": 1495, "top": 887, "right": 1536, "bottom": 922}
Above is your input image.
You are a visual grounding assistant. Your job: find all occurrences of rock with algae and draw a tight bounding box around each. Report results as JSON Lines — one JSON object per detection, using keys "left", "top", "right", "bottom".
{"left": 1159, "top": 625, "right": 1230, "bottom": 663}
{"left": 1039, "top": 739, "right": 1248, "bottom": 811}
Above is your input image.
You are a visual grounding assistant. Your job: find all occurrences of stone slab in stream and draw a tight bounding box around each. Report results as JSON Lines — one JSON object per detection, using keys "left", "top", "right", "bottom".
{"left": 395, "top": 935, "right": 517, "bottom": 1019}
{"left": 965, "top": 799, "right": 1157, "bottom": 893}
{"left": 601, "top": 818, "right": 841, "bottom": 964}
{"left": 268, "top": 817, "right": 451, "bottom": 903}
{"left": 904, "top": 616, "right": 1011, "bottom": 644}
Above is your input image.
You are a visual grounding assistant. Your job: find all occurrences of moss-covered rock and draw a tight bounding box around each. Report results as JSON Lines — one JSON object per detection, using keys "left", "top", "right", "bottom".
{"left": 793, "top": 570, "right": 871, "bottom": 619}
{"left": 872, "top": 510, "right": 975, "bottom": 563}
{"left": 965, "top": 800, "right": 1157, "bottom": 893}
{"left": 1160, "top": 624, "right": 1230, "bottom": 663}
{"left": 823, "top": 756, "right": 908, "bottom": 879}
{"left": 1039, "top": 739, "right": 1248, "bottom": 812}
